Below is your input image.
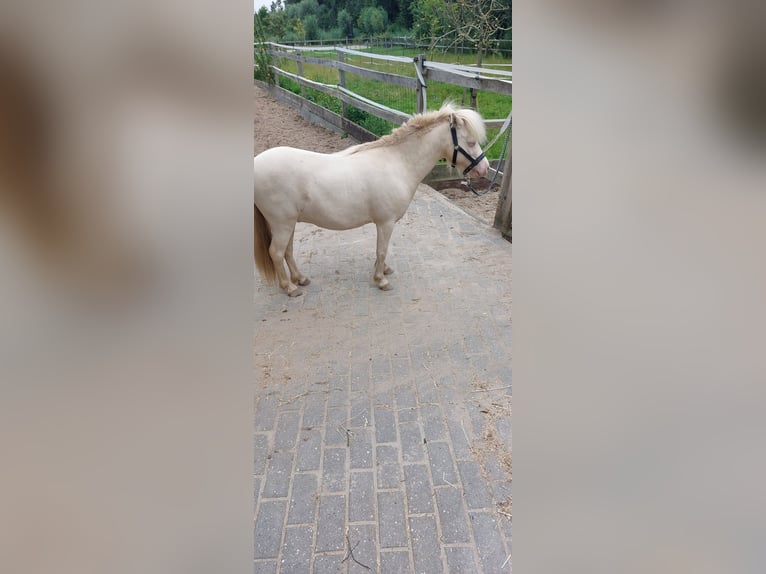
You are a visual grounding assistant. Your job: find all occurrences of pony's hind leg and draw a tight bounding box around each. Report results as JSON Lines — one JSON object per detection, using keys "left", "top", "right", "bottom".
{"left": 373, "top": 221, "right": 395, "bottom": 291}
{"left": 285, "top": 231, "right": 310, "bottom": 286}
{"left": 269, "top": 223, "right": 303, "bottom": 297}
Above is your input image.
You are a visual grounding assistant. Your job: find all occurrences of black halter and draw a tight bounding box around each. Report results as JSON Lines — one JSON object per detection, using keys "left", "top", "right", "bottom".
{"left": 450, "top": 118, "right": 486, "bottom": 176}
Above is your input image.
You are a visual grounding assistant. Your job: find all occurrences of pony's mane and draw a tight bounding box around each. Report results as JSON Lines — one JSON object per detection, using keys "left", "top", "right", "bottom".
{"left": 339, "top": 102, "right": 486, "bottom": 155}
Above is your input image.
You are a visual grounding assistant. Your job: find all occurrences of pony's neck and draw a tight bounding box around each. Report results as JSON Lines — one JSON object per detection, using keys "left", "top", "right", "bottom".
{"left": 387, "top": 120, "right": 450, "bottom": 187}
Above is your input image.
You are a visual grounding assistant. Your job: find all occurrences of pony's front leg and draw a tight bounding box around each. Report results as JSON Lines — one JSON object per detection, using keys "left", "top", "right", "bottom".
{"left": 373, "top": 221, "right": 395, "bottom": 291}
{"left": 269, "top": 225, "right": 303, "bottom": 297}
{"left": 285, "top": 231, "right": 310, "bottom": 286}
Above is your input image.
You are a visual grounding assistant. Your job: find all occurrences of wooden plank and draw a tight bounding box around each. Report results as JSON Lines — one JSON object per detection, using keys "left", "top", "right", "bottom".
{"left": 268, "top": 51, "right": 418, "bottom": 89}
{"left": 336, "top": 61, "right": 418, "bottom": 89}
{"left": 336, "top": 46, "right": 412, "bottom": 63}
{"left": 427, "top": 61, "right": 513, "bottom": 78}
{"left": 425, "top": 67, "right": 513, "bottom": 95}
{"left": 337, "top": 51, "right": 347, "bottom": 119}
{"left": 271, "top": 67, "right": 338, "bottom": 98}
{"left": 484, "top": 119, "right": 510, "bottom": 129}
{"left": 272, "top": 68, "right": 408, "bottom": 126}
{"left": 493, "top": 139, "right": 512, "bottom": 241}
{"left": 267, "top": 50, "right": 337, "bottom": 67}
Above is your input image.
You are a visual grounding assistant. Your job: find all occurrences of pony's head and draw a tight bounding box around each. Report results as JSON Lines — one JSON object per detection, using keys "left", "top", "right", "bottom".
{"left": 438, "top": 102, "right": 490, "bottom": 178}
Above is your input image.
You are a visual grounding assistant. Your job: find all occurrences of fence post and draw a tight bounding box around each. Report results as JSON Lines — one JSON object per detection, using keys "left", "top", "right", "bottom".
{"left": 296, "top": 50, "right": 305, "bottom": 98}
{"left": 493, "top": 138, "right": 512, "bottom": 241}
{"left": 414, "top": 54, "right": 427, "bottom": 114}
{"left": 337, "top": 50, "right": 347, "bottom": 119}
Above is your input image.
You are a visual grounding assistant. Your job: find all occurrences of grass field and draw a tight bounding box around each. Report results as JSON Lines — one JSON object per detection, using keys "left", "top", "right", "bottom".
{"left": 269, "top": 46, "right": 511, "bottom": 159}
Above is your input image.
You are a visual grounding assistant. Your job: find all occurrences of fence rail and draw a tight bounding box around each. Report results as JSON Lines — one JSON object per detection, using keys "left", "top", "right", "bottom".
{"left": 264, "top": 36, "right": 512, "bottom": 59}
{"left": 259, "top": 41, "right": 511, "bottom": 124}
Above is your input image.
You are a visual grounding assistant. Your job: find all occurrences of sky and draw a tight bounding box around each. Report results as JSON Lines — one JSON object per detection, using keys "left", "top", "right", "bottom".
{"left": 254, "top": 0, "right": 270, "bottom": 12}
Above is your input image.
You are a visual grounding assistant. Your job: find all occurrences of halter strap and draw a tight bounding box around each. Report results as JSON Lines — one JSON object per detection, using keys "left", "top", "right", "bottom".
{"left": 449, "top": 117, "right": 486, "bottom": 177}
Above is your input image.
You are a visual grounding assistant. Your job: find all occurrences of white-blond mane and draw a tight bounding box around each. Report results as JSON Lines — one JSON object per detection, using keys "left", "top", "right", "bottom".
{"left": 341, "top": 103, "right": 486, "bottom": 155}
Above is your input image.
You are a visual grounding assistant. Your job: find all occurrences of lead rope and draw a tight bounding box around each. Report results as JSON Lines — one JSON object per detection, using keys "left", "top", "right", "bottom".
{"left": 466, "top": 110, "right": 512, "bottom": 196}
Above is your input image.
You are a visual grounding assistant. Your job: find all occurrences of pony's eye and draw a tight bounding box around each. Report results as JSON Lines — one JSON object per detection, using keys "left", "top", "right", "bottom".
{"left": 467, "top": 141, "right": 476, "bottom": 147}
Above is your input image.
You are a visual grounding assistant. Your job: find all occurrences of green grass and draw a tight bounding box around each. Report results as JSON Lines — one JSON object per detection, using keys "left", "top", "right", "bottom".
{"left": 272, "top": 48, "right": 511, "bottom": 159}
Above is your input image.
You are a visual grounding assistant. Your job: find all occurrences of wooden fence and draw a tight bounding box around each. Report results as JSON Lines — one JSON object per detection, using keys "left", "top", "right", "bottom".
{"left": 255, "top": 41, "right": 512, "bottom": 237}
{"left": 263, "top": 36, "right": 512, "bottom": 59}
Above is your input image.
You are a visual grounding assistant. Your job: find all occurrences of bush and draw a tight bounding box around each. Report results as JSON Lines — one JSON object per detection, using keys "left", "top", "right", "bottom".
{"left": 346, "top": 107, "right": 394, "bottom": 138}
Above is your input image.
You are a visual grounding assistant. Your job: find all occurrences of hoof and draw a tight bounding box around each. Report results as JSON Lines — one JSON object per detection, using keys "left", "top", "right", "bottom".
{"left": 297, "top": 277, "right": 311, "bottom": 286}
{"left": 383, "top": 266, "right": 394, "bottom": 275}
{"left": 378, "top": 282, "right": 393, "bottom": 291}
{"left": 287, "top": 287, "right": 303, "bottom": 297}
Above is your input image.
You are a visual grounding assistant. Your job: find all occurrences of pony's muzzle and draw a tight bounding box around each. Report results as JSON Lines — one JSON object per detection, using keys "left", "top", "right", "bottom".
{"left": 469, "top": 157, "right": 490, "bottom": 178}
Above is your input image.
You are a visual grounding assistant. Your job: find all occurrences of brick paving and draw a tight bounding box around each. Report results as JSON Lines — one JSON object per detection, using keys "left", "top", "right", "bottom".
{"left": 254, "top": 183, "right": 512, "bottom": 573}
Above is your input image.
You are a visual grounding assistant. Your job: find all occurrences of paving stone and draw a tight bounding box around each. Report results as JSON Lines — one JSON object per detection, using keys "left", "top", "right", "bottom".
{"left": 348, "top": 471, "right": 375, "bottom": 523}
{"left": 347, "top": 523, "right": 378, "bottom": 573}
{"left": 470, "top": 512, "right": 508, "bottom": 573}
{"left": 376, "top": 444, "right": 401, "bottom": 489}
{"left": 373, "top": 406, "right": 397, "bottom": 444}
{"left": 255, "top": 394, "right": 278, "bottom": 431}
{"left": 302, "top": 395, "right": 327, "bottom": 429}
{"left": 410, "top": 515, "right": 443, "bottom": 574}
{"left": 262, "top": 451, "right": 294, "bottom": 499}
{"left": 281, "top": 526, "right": 313, "bottom": 573}
{"left": 254, "top": 500, "right": 286, "bottom": 559}
{"left": 457, "top": 460, "right": 494, "bottom": 510}
{"left": 316, "top": 495, "right": 346, "bottom": 552}
{"left": 390, "top": 358, "right": 411, "bottom": 380}
{"left": 349, "top": 396, "right": 371, "bottom": 428}
{"left": 380, "top": 550, "right": 411, "bottom": 573}
{"left": 420, "top": 404, "right": 447, "bottom": 441}
{"left": 253, "top": 560, "right": 277, "bottom": 574}
{"left": 322, "top": 448, "right": 347, "bottom": 492}
{"left": 328, "top": 377, "right": 348, "bottom": 407}
{"left": 399, "top": 422, "right": 425, "bottom": 463}
{"left": 295, "top": 428, "right": 322, "bottom": 472}
{"left": 434, "top": 487, "right": 471, "bottom": 544}
{"left": 274, "top": 411, "right": 301, "bottom": 450}
{"left": 370, "top": 355, "right": 391, "bottom": 383}
{"left": 312, "top": 553, "right": 345, "bottom": 574}
{"left": 325, "top": 407, "right": 350, "bottom": 446}
{"left": 254, "top": 433, "right": 270, "bottom": 475}
{"left": 287, "top": 473, "right": 318, "bottom": 525}
{"left": 403, "top": 464, "right": 434, "bottom": 515}
{"left": 349, "top": 427, "right": 373, "bottom": 469}
{"left": 427, "top": 441, "right": 458, "bottom": 487}
{"left": 444, "top": 546, "right": 480, "bottom": 573}
{"left": 446, "top": 419, "right": 473, "bottom": 461}
{"left": 377, "top": 490, "right": 408, "bottom": 548}
{"left": 395, "top": 387, "right": 418, "bottom": 422}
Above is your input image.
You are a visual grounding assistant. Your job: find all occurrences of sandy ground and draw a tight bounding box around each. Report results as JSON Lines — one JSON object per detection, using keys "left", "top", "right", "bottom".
{"left": 254, "top": 88, "right": 500, "bottom": 226}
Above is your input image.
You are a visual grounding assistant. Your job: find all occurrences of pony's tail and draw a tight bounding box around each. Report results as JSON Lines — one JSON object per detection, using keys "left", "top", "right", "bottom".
{"left": 254, "top": 204, "right": 276, "bottom": 284}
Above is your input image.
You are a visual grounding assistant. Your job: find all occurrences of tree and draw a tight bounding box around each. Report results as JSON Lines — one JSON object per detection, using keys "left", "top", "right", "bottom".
{"left": 411, "top": 0, "right": 451, "bottom": 41}
{"left": 337, "top": 9, "right": 354, "bottom": 38}
{"left": 293, "top": 17, "right": 305, "bottom": 41}
{"left": 257, "top": 6, "right": 269, "bottom": 24}
{"left": 439, "top": 0, "right": 511, "bottom": 67}
{"left": 268, "top": 0, "right": 288, "bottom": 41}
{"left": 304, "top": 14, "right": 319, "bottom": 41}
{"left": 357, "top": 6, "right": 388, "bottom": 36}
